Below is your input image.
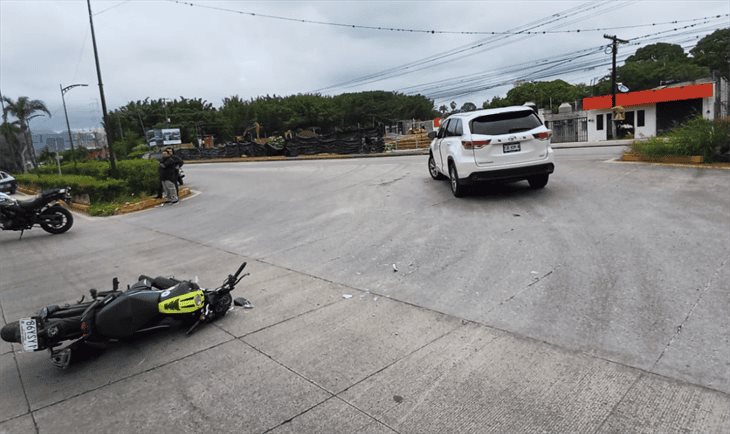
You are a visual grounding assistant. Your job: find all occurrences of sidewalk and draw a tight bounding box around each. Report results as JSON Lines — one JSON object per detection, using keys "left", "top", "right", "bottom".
{"left": 1, "top": 217, "right": 727, "bottom": 433}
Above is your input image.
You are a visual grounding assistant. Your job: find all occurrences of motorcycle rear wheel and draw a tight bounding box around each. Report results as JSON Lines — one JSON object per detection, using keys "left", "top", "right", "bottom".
{"left": 40, "top": 205, "right": 73, "bottom": 234}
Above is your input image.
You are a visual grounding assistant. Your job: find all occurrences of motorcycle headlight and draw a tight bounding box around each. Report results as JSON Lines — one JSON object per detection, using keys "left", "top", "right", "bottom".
{"left": 40, "top": 306, "right": 49, "bottom": 319}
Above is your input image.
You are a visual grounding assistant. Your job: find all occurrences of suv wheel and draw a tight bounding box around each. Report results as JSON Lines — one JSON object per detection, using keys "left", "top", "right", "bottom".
{"left": 448, "top": 162, "right": 466, "bottom": 197}
{"left": 428, "top": 154, "right": 445, "bottom": 180}
{"left": 528, "top": 174, "right": 549, "bottom": 189}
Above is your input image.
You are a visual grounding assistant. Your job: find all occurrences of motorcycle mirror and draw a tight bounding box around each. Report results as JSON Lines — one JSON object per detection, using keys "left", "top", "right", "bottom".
{"left": 234, "top": 297, "right": 254, "bottom": 309}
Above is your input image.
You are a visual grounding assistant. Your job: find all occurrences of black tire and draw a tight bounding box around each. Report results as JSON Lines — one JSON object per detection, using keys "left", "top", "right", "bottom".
{"left": 428, "top": 154, "right": 446, "bottom": 180}
{"left": 1, "top": 321, "right": 20, "bottom": 343}
{"left": 448, "top": 162, "right": 466, "bottom": 197}
{"left": 528, "top": 174, "right": 549, "bottom": 189}
{"left": 40, "top": 205, "right": 73, "bottom": 234}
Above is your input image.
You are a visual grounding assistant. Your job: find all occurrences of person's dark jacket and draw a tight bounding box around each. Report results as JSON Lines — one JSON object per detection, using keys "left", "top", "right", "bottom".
{"left": 159, "top": 155, "right": 182, "bottom": 182}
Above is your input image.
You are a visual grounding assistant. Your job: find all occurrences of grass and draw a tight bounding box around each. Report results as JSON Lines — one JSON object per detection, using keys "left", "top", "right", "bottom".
{"left": 630, "top": 117, "right": 730, "bottom": 162}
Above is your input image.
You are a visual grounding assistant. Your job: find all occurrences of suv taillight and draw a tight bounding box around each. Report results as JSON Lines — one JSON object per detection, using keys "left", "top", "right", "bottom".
{"left": 533, "top": 131, "right": 552, "bottom": 140}
{"left": 461, "top": 140, "right": 491, "bottom": 150}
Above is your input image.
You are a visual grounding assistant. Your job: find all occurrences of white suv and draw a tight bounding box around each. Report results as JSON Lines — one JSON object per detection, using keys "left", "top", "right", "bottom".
{"left": 428, "top": 106, "right": 555, "bottom": 197}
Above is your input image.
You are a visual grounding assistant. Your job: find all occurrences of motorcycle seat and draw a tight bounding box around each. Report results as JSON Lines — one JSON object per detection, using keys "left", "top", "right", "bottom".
{"left": 17, "top": 196, "right": 47, "bottom": 209}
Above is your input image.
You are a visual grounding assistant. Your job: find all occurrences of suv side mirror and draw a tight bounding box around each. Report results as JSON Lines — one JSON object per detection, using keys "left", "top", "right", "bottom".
{"left": 427, "top": 131, "right": 437, "bottom": 139}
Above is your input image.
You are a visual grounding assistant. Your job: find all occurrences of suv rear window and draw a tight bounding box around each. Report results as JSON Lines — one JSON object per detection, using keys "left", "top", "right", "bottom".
{"left": 470, "top": 110, "right": 542, "bottom": 135}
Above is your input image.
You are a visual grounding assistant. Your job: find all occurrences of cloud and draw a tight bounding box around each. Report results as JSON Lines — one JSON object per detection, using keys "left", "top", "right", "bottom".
{"left": 1, "top": 0, "right": 727, "bottom": 131}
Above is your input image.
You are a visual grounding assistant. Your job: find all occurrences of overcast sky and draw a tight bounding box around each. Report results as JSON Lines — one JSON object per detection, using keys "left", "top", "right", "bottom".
{"left": 1, "top": 0, "right": 728, "bottom": 132}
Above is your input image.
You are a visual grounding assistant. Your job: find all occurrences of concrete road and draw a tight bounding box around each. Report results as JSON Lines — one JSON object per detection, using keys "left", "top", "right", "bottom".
{"left": 1, "top": 147, "right": 728, "bottom": 433}
{"left": 127, "top": 147, "right": 730, "bottom": 393}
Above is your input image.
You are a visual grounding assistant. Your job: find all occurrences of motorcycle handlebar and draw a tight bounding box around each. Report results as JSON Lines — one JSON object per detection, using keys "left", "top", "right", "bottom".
{"left": 233, "top": 262, "right": 247, "bottom": 279}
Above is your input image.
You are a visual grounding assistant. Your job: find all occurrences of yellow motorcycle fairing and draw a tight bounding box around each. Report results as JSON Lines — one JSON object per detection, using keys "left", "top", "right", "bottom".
{"left": 158, "top": 290, "right": 205, "bottom": 314}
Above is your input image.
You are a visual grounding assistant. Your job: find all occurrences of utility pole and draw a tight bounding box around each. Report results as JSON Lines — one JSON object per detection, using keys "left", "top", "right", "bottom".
{"left": 603, "top": 34, "right": 629, "bottom": 109}
{"left": 604, "top": 34, "right": 629, "bottom": 139}
{"left": 87, "top": 0, "right": 117, "bottom": 172}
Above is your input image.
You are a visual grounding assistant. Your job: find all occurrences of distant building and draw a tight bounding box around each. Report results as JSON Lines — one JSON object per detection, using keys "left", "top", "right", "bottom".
{"left": 32, "top": 131, "right": 69, "bottom": 152}
{"left": 541, "top": 76, "right": 728, "bottom": 143}
{"left": 582, "top": 77, "right": 728, "bottom": 142}
{"left": 31, "top": 128, "right": 107, "bottom": 152}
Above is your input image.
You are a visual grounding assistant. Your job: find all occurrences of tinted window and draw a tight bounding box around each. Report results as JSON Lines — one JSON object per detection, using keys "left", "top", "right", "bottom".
{"left": 453, "top": 119, "right": 463, "bottom": 136}
{"left": 437, "top": 120, "right": 450, "bottom": 138}
{"left": 470, "top": 110, "right": 542, "bottom": 135}
{"left": 596, "top": 114, "right": 604, "bottom": 131}
{"left": 637, "top": 110, "right": 645, "bottom": 127}
{"left": 446, "top": 119, "right": 460, "bottom": 137}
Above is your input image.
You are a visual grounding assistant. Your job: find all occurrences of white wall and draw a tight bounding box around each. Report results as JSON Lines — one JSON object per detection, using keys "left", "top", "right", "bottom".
{"left": 586, "top": 105, "right": 656, "bottom": 142}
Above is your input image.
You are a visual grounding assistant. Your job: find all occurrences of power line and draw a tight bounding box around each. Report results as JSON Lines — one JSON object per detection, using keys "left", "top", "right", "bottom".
{"left": 310, "top": 1, "right": 618, "bottom": 93}
{"left": 417, "top": 23, "right": 719, "bottom": 102}
{"left": 167, "top": 0, "right": 726, "bottom": 37}
{"left": 408, "top": 21, "right": 722, "bottom": 99}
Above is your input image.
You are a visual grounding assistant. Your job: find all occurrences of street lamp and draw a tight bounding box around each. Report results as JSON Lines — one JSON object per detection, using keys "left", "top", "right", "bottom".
{"left": 60, "top": 83, "right": 88, "bottom": 165}
{"left": 26, "top": 113, "right": 46, "bottom": 169}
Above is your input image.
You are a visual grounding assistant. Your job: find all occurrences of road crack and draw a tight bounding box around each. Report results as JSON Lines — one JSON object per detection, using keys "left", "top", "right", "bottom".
{"left": 651, "top": 257, "right": 728, "bottom": 369}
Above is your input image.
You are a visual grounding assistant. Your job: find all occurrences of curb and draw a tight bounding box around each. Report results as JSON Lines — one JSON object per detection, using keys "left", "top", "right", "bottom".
{"left": 15, "top": 186, "right": 193, "bottom": 216}
{"left": 183, "top": 150, "right": 429, "bottom": 164}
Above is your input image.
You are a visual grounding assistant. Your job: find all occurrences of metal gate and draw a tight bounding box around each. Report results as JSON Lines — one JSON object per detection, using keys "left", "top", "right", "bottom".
{"left": 546, "top": 117, "right": 587, "bottom": 143}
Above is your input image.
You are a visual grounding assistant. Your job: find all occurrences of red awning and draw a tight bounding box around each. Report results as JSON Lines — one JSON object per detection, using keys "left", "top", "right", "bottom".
{"left": 583, "top": 82, "right": 713, "bottom": 110}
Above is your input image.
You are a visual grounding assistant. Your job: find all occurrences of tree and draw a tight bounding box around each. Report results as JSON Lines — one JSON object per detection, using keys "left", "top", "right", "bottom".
{"left": 617, "top": 43, "right": 708, "bottom": 91}
{"left": 691, "top": 28, "right": 730, "bottom": 80}
{"left": 438, "top": 105, "right": 448, "bottom": 115}
{"left": 1, "top": 96, "right": 51, "bottom": 171}
{"left": 0, "top": 120, "right": 22, "bottom": 172}
{"left": 450, "top": 101, "right": 457, "bottom": 111}
{"left": 460, "top": 102, "right": 477, "bottom": 112}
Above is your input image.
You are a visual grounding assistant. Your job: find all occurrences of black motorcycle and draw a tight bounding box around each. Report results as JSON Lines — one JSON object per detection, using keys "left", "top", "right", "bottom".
{"left": 1, "top": 262, "right": 252, "bottom": 368}
{"left": 0, "top": 187, "right": 74, "bottom": 236}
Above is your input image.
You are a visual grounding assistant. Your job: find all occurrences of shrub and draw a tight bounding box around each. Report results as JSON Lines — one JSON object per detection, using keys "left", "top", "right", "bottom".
{"left": 89, "top": 203, "right": 119, "bottom": 216}
{"left": 31, "top": 160, "right": 109, "bottom": 178}
{"left": 631, "top": 117, "right": 730, "bottom": 162}
{"left": 15, "top": 174, "right": 126, "bottom": 202}
{"left": 116, "top": 159, "right": 159, "bottom": 195}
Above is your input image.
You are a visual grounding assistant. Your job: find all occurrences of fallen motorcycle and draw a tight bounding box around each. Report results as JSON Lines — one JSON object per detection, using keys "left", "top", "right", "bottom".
{"left": 0, "top": 187, "right": 73, "bottom": 237}
{"left": 1, "top": 262, "right": 253, "bottom": 368}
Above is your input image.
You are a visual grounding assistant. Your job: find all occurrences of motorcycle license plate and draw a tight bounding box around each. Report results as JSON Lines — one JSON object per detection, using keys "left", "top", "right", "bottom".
{"left": 19, "top": 318, "right": 39, "bottom": 352}
{"left": 503, "top": 142, "right": 521, "bottom": 153}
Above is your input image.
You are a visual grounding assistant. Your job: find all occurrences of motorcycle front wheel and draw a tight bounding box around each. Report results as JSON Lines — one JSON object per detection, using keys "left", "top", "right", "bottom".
{"left": 40, "top": 205, "right": 74, "bottom": 234}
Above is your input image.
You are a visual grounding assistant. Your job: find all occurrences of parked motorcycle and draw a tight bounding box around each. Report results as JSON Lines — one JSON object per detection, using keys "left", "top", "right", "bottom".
{"left": 1, "top": 262, "right": 253, "bottom": 368}
{"left": 0, "top": 187, "right": 73, "bottom": 236}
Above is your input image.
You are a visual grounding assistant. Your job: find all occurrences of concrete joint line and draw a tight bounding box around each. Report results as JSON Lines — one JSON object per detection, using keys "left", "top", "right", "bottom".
{"left": 593, "top": 373, "right": 644, "bottom": 434}
{"left": 652, "top": 258, "right": 728, "bottom": 370}
{"left": 0, "top": 299, "right": 39, "bottom": 432}
{"left": 27, "top": 337, "right": 235, "bottom": 415}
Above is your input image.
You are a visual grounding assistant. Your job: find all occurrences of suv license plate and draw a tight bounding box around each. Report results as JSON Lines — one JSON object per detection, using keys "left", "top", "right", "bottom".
{"left": 19, "top": 318, "right": 39, "bottom": 352}
{"left": 503, "top": 143, "right": 521, "bottom": 153}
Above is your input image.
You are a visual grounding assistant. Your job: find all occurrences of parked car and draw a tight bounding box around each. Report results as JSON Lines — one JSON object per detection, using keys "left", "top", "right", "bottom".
{"left": 0, "top": 171, "right": 17, "bottom": 195}
{"left": 428, "top": 106, "right": 555, "bottom": 197}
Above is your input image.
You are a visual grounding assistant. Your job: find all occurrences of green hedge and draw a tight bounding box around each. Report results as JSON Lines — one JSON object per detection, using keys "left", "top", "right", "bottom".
{"left": 30, "top": 159, "right": 159, "bottom": 196}
{"left": 15, "top": 174, "right": 126, "bottom": 202}
{"left": 116, "top": 160, "right": 159, "bottom": 195}
{"left": 631, "top": 117, "right": 730, "bottom": 162}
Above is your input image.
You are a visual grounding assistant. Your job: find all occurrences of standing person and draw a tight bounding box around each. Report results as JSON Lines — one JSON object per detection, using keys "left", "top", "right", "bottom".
{"left": 171, "top": 148, "right": 184, "bottom": 195}
{"left": 159, "top": 148, "right": 181, "bottom": 204}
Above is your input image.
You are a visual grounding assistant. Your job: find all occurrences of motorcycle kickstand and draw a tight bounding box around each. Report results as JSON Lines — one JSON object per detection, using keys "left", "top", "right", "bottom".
{"left": 18, "top": 230, "right": 24, "bottom": 240}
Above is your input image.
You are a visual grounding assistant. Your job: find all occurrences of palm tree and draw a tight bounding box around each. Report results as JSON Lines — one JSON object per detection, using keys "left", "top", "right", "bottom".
{"left": 2, "top": 96, "right": 51, "bottom": 172}
{"left": 0, "top": 119, "right": 23, "bottom": 172}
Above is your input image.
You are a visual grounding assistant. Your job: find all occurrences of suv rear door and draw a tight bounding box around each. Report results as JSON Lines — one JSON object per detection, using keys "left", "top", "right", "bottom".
{"left": 469, "top": 110, "right": 548, "bottom": 167}
{"left": 441, "top": 118, "right": 463, "bottom": 167}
